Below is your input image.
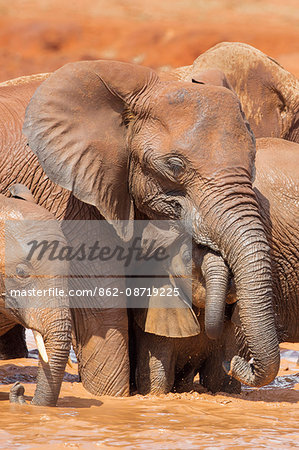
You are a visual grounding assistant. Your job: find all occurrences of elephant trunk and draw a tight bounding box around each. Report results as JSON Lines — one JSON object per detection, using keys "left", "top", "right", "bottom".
{"left": 32, "top": 307, "right": 71, "bottom": 406}
{"left": 201, "top": 250, "right": 230, "bottom": 340}
{"left": 223, "top": 230, "right": 280, "bottom": 387}
{"left": 191, "top": 183, "right": 280, "bottom": 387}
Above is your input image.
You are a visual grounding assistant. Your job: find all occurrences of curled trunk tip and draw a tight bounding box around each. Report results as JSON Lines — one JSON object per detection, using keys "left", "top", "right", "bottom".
{"left": 223, "top": 352, "right": 280, "bottom": 387}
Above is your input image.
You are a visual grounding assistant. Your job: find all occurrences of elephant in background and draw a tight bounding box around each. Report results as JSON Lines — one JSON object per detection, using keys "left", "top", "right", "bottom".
{"left": 0, "top": 74, "right": 50, "bottom": 361}
{"left": 0, "top": 74, "right": 130, "bottom": 397}
{"left": 0, "top": 56, "right": 279, "bottom": 395}
{"left": 170, "top": 42, "right": 299, "bottom": 143}
{"left": 132, "top": 137, "right": 299, "bottom": 395}
{"left": 0, "top": 184, "right": 71, "bottom": 406}
{"left": 252, "top": 138, "right": 299, "bottom": 343}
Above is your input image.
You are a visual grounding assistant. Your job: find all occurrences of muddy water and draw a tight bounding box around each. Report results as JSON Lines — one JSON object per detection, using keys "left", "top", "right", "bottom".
{"left": 0, "top": 335, "right": 298, "bottom": 449}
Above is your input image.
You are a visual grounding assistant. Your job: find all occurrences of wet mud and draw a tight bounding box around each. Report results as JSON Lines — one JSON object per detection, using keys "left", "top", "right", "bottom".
{"left": 0, "top": 0, "right": 298, "bottom": 447}
{"left": 0, "top": 333, "right": 298, "bottom": 448}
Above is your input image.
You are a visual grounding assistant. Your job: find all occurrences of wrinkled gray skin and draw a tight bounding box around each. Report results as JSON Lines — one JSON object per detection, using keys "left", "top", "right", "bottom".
{"left": 0, "top": 74, "right": 130, "bottom": 397}
{"left": 0, "top": 57, "right": 279, "bottom": 394}
{"left": 171, "top": 42, "right": 299, "bottom": 143}
{"left": 0, "top": 184, "right": 71, "bottom": 406}
{"left": 133, "top": 138, "right": 299, "bottom": 394}
{"left": 23, "top": 59, "right": 281, "bottom": 389}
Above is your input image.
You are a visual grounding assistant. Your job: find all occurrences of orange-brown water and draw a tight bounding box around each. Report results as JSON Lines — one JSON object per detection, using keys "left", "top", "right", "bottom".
{"left": 0, "top": 334, "right": 298, "bottom": 448}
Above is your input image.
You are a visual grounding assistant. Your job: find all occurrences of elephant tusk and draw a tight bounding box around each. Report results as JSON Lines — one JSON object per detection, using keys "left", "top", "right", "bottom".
{"left": 32, "top": 330, "right": 49, "bottom": 364}
{"left": 67, "top": 356, "right": 73, "bottom": 368}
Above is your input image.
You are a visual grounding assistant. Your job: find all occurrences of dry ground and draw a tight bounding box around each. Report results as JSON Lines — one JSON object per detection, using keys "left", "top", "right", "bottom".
{"left": 0, "top": 0, "right": 298, "bottom": 82}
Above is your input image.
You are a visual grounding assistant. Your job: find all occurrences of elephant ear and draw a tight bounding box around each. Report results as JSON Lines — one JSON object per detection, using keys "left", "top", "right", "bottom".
{"left": 133, "top": 286, "right": 201, "bottom": 338}
{"left": 8, "top": 184, "right": 35, "bottom": 203}
{"left": 191, "top": 68, "right": 234, "bottom": 91}
{"left": 132, "top": 224, "right": 201, "bottom": 338}
{"left": 23, "top": 60, "right": 159, "bottom": 241}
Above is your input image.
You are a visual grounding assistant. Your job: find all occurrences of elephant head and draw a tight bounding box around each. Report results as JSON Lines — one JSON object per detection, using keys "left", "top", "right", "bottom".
{"left": 23, "top": 59, "right": 279, "bottom": 387}
{"left": 0, "top": 184, "right": 71, "bottom": 406}
{"left": 131, "top": 223, "right": 232, "bottom": 341}
{"left": 175, "top": 42, "right": 299, "bottom": 143}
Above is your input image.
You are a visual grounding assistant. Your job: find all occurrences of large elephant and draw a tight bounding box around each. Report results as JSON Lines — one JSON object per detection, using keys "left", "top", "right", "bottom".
{"left": 0, "top": 65, "right": 233, "bottom": 364}
{"left": 0, "top": 184, "right": 71, "bottom": 406}
{"left": 170, "top": 42, "right": 299, "bottom": 143}
{"left": 0, "top": 58, "right": 279, "bottom": 394}
{"left": 0, "top": 74, "right": 130, "bottom": 397}
{"left": 133, "top": 137, "right": 299, "bottom": 394}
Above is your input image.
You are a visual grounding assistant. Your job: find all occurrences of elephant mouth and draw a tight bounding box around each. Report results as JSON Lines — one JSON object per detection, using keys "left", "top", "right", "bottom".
{"left": 169, "top": 273, "right": 193, "bottom": 310}
{"left": 226, "top": 276, "right": 237, "bottom": 304}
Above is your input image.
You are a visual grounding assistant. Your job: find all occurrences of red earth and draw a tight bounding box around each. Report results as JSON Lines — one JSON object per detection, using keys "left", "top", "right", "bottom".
{"left": 0, "top": 0, "right": 299, "bottom": 82}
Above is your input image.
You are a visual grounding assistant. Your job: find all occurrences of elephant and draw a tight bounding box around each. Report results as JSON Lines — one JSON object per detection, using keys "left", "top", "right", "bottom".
{"left": 0, "top": 74, "right": 50, "bottom": 361}
{"left": 130, "top": 232, "right": 240, "bottom": 394}
{"left": 0, "top": 57, "right": 279, "bottom": 395}
{"left": 170, "top": 42, "right": 299, "bottom": 143}
{"left": 132, "top": 137, "right": 299, "bottom": 394}
{"left": 0, "top": 65, "right": 231, "bottom": 364}
{"left": 0, "top": 183, "right": 72, "bottom": 406}
{"left": 0, "top": 74, "right": 130, "bottom": 397}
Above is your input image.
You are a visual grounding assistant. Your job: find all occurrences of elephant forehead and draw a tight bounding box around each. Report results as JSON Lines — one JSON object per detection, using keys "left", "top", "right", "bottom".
{"left": 145, "top": 94, "right": 249, "bottom": 151}
{"left": 152, "top": 83, "right": 241, "bottom": 120}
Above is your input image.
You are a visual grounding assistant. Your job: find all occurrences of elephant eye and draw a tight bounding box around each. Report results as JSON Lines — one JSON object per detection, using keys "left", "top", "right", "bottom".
{"left": 16, "top": 264, "right": 30, "bottom": 278}
{"left": 192, "top": 78, "right": 205, "bottom": 85}
{"left": 181, "top": 247, "right": 192, "bottom": 264}
{"left": 166, "top": 156, "right": 186, "bottom": 177}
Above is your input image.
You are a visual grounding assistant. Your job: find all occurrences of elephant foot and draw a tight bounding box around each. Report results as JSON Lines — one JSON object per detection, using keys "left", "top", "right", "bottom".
{"left": 9, "top": 381, "right": 27, "bottom": 404}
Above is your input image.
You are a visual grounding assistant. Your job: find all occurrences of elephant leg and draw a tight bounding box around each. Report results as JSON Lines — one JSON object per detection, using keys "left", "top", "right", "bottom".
{"left": 173, "top": 362, "right": 195, "bottom": 393}
{"left": 200, "top": 323, "right": 241, "bottom": 394}
{"left": 0, "top": 325, "right": 28, "bottom": 359}
{"left": 173, "top": 333, "right": 207, "bottom": 393}
{"left": 134, "top": 323, "right": 176, "bottom": 395}
{"left": 72, "top": 306, "right": 130, "bottom": 397}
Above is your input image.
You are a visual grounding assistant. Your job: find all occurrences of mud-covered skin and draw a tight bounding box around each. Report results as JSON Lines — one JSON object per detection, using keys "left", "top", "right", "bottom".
{"left": 133, "top": 138, "right": 299, "bottom": 395}
{"left": 174, "top": 42, "right": 299, "bottom": 143}
{"left": 0, "top": 77, "right": 130, "bottom": 397}
{"left": 23, "top": 58, "right": 279, "bottom": 389}
{"left": 0, "top": 185, "right": 72, "bottom": 406}
{"left": 0, "top": 54, "right": 279, "bottom": 394}
{"left": 133, "top": 314, "right": 240, "bottom": 395}
{"left": 253, "top": 139, "right": 299, "bottom": 343}
{"left": 131, "top": 236, "right": 241, "bottom": 395}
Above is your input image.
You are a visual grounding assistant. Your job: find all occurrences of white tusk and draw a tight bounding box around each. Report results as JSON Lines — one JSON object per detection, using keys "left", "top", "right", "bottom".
{"left": 67, "top": 356, "right": 73, "bottom": 368}
{"left": 32, "top": 330, "right": 49, "bottom": 364}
